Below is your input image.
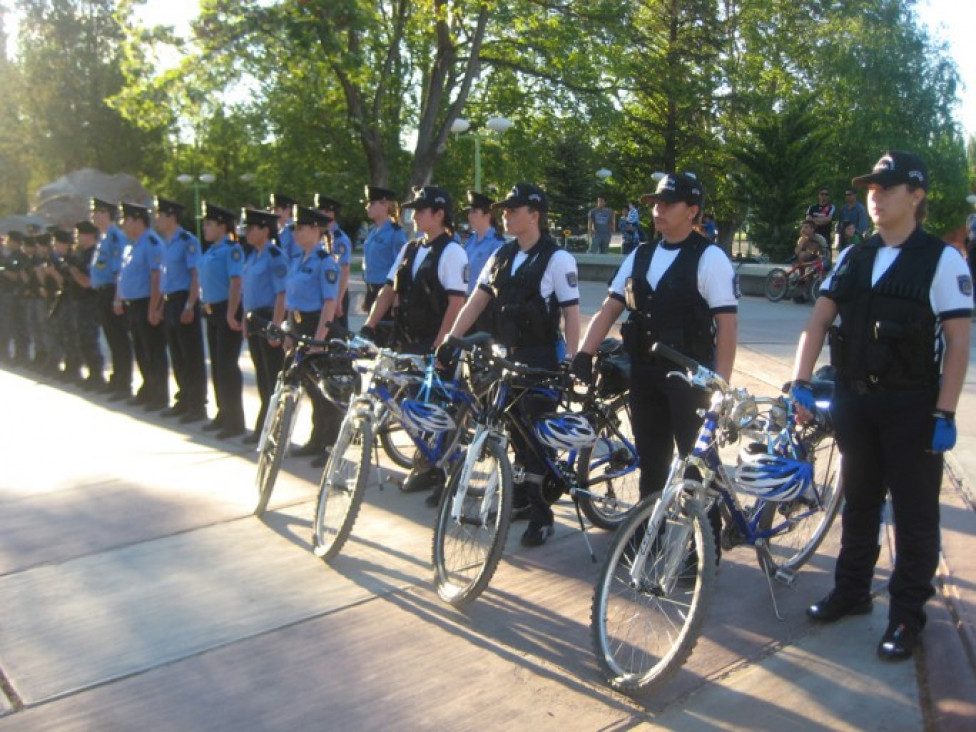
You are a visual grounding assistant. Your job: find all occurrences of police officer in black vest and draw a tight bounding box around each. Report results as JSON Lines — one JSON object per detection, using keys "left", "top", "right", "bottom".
{"left": 572, "top": 173, "right": 738, "bottom": 545}
{"left": 442, "top": 183, "right": 582, "bottom": 546}
{"left": 360, "top": 186, "right": 468, "bottom": 354}
{"left": 792, "top": 151, "right": 972, "bottom": 660}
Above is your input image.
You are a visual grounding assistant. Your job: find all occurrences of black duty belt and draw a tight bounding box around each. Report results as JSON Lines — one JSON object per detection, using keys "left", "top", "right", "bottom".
{"left": 123, "top": 297, "right": 149, "bottom": 307}
{"left": 292, "top": 310, "right": 319, "bottom": 325}
{"left": 202, "top": 300, "right": 228, "bottom": 316}
{"left": 163, "top": 289, "right": 189, "bottom": 302}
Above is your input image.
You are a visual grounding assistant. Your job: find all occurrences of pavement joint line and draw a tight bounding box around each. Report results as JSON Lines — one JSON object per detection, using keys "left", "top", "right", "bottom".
{"left": 0, "top": 665, "right": 23, "bottom": 714}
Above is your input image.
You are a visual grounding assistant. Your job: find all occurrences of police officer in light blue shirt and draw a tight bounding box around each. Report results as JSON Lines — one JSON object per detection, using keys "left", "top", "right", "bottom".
{"left": 286, "top": 205, "right": 342, "bottom": 466}
{"left": 315, "top": 193, "right": 353, "bottom": 329}
{"left": 271, "top": 192, "right": 301, "bottom": 261}
{"left": 115, "top": 201, "right": 169, "bottom": 410}
{"left": 462, "top": 190, "right": 506, "bottom": 294}
{"left": 91, "top": 198, "right": 133, "bottom": 397}
{"left": 241, "top": 207, "right": 289, "bottom": 442}
{"left": 155, "top": 196, "right": 207, "bottom": 422}
{"left": 199, "top": 202, "right": 246, "bottom": 439}
{"left": 362, "top": 185, "right": 407, "bottom": 313}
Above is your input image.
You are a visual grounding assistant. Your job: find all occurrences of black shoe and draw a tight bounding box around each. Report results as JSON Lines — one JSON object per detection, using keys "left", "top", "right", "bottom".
{"left": 511, "top": 504, "right": 532, "bottom": 522}
{"left": 126, "top": 394, "right": 147, "bottom": 406}
{"left": 424, "top": 481, "right": 446, "bottom": 508}
{"left": 291, "top": 442, "right": 323, "bottom": 458}
{"left": 179, "top": 409, "right": 208, "bottom": 424}
{"left": 160, "top": 404, "right": 186, "bottom": 418}
{"left": 402, "top": 468, "right": 443, "bottom": 494}
{"left": 310, "top": 449, "right": 331, "bottom": 469}
{"left": 108, "top": 388, "right": 132, "bottom": 402}
{"left": 877, "top": 621, "right": 919, "bottom": 661}
{"left": 807, "top": 591, "right": 873, "bottom": 623}
{"left": 201, "top": 420, "right": 223, "bottom": 432}
{"left": 217, "top": 426, "right": 246, "bottom": 440}
{"left": 242, "top": 431, "right": 261, "bottom": 445}
{"left": 143, "top": 399, "right": 168, "bottom": 412}
{"left": 84, "top": 376, "right": 108, "bottom": 391}
{"left": 520, "top": 521, "right": 554, "bottom": 548}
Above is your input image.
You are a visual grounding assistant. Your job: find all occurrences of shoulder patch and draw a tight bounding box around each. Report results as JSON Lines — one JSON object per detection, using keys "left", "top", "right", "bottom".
{"left": 959, "top": 275, "right": 973, "bottom": 297}
{"left": 273, "top": 262, "right": 288, "bottom": 279}
{"left": 336, "top": 243, "right": 346, "bottom": 255}
{"left": 187, "top": 243, "right": 196, "bottom": 255}
{"left": 325, "top": 268, "right": 338, "bottom": 284}
{"left": 463, "top": 264, "right": 470, "bottom": 283}
{"left": 566, "top": 271, "right": 578, "bottom": 288}
{"left": 231, "top": 248, "right": 242, "bottom": 262}
{"left": 733, "top": 273, "right": 741, "bottom": 299}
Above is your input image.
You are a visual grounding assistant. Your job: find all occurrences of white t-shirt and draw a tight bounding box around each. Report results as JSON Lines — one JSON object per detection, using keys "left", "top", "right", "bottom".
{"left": 608, "top": 241, "right": 739, "bottom": 311}
{"left": 823, "top": 242, "right": 974, "bottom": 316}
{"left": 477, "top": 244, "right": 580, "bottom": 305}
{"left": 386, "top": 238, "right": 469, "bottom": 295}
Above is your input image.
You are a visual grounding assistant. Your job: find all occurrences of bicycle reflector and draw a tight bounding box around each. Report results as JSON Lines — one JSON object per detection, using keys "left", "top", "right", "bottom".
{"left": 534, "top": 413, "right": 599, "bottom": 451}
{"left": 735, "top": 447, "right": 814, "bottom": 502}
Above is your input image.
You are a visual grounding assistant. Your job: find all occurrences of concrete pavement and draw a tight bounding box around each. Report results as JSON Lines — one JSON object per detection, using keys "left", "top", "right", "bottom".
{"left": 0, "top": 283, "right": 973, "bottom": 730}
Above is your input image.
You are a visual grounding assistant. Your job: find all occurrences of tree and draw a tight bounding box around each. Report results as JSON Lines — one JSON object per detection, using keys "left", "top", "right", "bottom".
{"left": 0, "top": 4, "right": 29, "bottom": 214}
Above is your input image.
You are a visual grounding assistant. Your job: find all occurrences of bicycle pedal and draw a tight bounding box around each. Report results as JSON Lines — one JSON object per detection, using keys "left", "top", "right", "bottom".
{"left": 774, "top": 568, "right": 797, "bottom": 586}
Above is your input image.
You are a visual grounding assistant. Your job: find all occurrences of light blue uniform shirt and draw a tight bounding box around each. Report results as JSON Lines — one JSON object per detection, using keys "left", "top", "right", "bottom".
{"left": 329, "top": 224, "right": 353, "bottom": 267}
{"left": 117, "top": 229, "right": 163, "bottom": 300}
{"left": 286, "top": 245, "right": 340, "bottom": 311}
{"left": 160, "top": 227, "right": 200, "bottom": 294}
{"left": 363, "top": 219, "right": 407, "bottom": 285}
{"left": 278, "top": 222, "right": 301, "bottom": 261}
{"left": 464, "top": 228, "right": 505, "bottom": 294}
{"left": 90, "top": 223, "right": 126, "bottom": 288}
{"left": 199, "top": 236, "right": 244, "bottom": 305}
{"left": 242, "top": 243, "right": 288, "bottom": 311}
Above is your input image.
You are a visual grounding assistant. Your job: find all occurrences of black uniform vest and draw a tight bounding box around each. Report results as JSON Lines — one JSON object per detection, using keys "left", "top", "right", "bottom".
{"left": 621, "top": 234, "right": 714, "bottom": 365}
{"left": 393, "top": 233, "right": 451, "bottom": 343}
{"left": 828, "top": 229, "right": 944, "bottom": 390}
{"left": 488, "top": 235, "right": 561, "bottom": 349}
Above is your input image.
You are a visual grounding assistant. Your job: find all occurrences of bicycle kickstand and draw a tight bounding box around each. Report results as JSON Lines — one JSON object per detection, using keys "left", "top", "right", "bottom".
{"left": 754, "top": 540, "right": 786, "bottom": 622}
{"left": 571, "top": 496, "right": 597, "bottom": 563}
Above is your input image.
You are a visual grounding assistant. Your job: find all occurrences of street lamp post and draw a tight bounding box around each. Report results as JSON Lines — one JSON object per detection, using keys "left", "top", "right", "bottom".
{"left": 451, "top": 116, "right": 514, "bottom": 193}
{"left": 176, "top": 173, "right": 215, "bottom": 241}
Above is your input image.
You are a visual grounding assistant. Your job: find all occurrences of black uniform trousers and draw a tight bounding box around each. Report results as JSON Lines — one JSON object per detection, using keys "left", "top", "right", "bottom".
{"left": 363, "top": 283, "right": 383, "bottom": 314}
{"left": 96, "top": 285, "right": 133, "bottom": 389}
{"left": 163, "top": 290, "right": 207, "bottom": 412}
{"left": 508, "top": 343, "right": 560, "bottom": 527}
{"left": 124, "top": 297, "right": 168, "bottom": 404}
{"left": 831, "top": 384, "right": 942, "bottom": 631}
{"left": 292, "top": 312, "right": 342, "bottom": 450}
{"left": 204, "top": 301, "right": 245, "bottom": 431}
{"left": 72, "top": 293, "right": 104, "bottom": 377}
{"left": 334, "top": 289, "right": 350, "bottom": 331}
{"left": 1, "top": 292, "right": 28, "bottom": 361}
{"left": 246, "top": 307, "right": 284, "bottom": 433}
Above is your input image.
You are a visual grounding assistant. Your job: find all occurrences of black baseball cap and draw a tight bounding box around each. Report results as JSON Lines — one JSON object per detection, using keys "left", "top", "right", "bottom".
{"left": 852, "top": 151, "right": 928, "bottom": 191}
{"left": 401, "top": 186, "right": 452, "bottom": 211}
{"left": 241, "top": 207, "right": 279, "bottom": 229}
{"left": 464, "top": 190, "right": 496, "bottom": 213}
{"left": 293, "top": 205, "right": 332, "bottom": 227}
{"left": 201, "top": 202, "right": 237, "bottom": 227}
{"left": 493, "top": 183, "right": 548, "bottom": 212}
{"left": 154, "top": 196, "right": 185, "bottom": 216}
{"left": 365, "top": 185, "right": 397, "bottom": 203}
{"left": 640, "top": 173, "right": 704, "bottom": 207}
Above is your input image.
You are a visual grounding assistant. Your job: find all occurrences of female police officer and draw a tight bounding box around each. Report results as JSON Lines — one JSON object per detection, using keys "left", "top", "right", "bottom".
{"left": 285, "top": 205, "right": 343, "bottom": 468}
{"left": 791, "top": 151, "right": 972, "bottom": 660}
{"left": 442, "top": 183, "right": 581, "bottom": 546}
{"left": 198, "top": 202, "right": 246, "bottom": 439}
{"left": 361, "top": 186, "right": 407, "bottom": 314}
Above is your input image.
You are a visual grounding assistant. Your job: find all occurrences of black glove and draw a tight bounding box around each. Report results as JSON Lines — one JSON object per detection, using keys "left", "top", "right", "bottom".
{"left": 435, "top": 341, "right": 455, "bottom": 369}
{"left": 359, "top": 324, "right": 376, "bottom": 342}
{"left": 571, "top": 352, "right": 593, "bottom": 384}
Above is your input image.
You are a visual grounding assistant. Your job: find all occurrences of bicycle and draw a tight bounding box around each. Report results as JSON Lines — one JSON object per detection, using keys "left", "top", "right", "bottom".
{"left": 251, "top": 319, "right": 357, "bottom": 517}
{"left": 590, "top": 342, "right": 842, "bottom": 694}
{"left": 764, "top": 256, "right": 827, "bottom": 303}
{"left": 311, "top": 339, "right": 478, "bottom": 562}
{"left": 431, "top": 335, "right": 642, "bottom": 608}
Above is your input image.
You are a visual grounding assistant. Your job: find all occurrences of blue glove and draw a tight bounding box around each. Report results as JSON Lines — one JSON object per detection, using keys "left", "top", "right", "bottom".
{"left": 790, "top": 380, "right": 816, "bottom": 413}
{"left": 931, "top": 411, "right": 957, "bottom": 453}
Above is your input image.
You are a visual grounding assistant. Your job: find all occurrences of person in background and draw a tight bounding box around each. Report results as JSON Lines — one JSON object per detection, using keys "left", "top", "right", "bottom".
{"left": 271, "top": 193, "right": 300, "bottom": 262}
{"left": 90, "top": 198, "right": 133, "bottom": 399}
{"left": 361, "top": 185, "right": 407, "bottom": 314}
{"left": 588, "top": 196, "right": 615, "bottom": 254}
{"left": 838, "top": 187, "right": 870, "bottom": 243}
{"left": 806, "top": 187, "right": 836, "bottom": 245}
{"left": 314, "top": 194, "right": 352, "bottom": 330}
{"left": 702, "top": 213, "right": 718, "bottom": 242}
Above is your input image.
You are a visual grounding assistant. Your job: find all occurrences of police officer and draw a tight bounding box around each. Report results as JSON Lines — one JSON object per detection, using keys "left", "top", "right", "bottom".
{"left": 462, "top": 190, "right": 505, "bottom": 334}
{"left": 20, "top": 234, "right": 46, "bottom": 371}
{"left": 314, "top": 194, "right": 352, "bottom": 329}
{"left": 361, "top": 186, "right": 468, "bottom": 354}
{"left": 791, "top": 151, "right": 972, "bottom": 660}
{"left": 572, "top": 173, "right": 738, "bottom": 550}
{"left": 198, "top": 202, "right": 247, "bottom": 439}
{"left": 0, "top": 231, "right": 29, "bottom": 364}
{"left": 443, "top": 183, "right": 582, "bottom": 545}
{"left": 155, "top": 196, "right": 207, "bottom": 422}
{"left": 91, "top": 198, "right": 134, "bottom": 399}
{"left": 115, "top": 202, "right": 169, "bottom": 410}
{"left": 46, "top": 229, "right": 84, "bottom": 383}
{"left": 33, "top": 232, "right": 62, "bottom": 375}
{"left": 361, "top": 185, "right": 406, "bottom": 314}
{"left": 285, "top": 205, "right": 342, "bottom": 466}
{"left": 271, "top": 193, "right": 301, "bottom": 261}
{"left": 67, "top": 221, "right": 107, "bottom": 389}
{"left": 240, "top": 207, "right": 288, "bottom": 443}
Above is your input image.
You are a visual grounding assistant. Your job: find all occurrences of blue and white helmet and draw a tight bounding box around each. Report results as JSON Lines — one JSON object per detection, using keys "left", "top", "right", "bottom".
{"left": 735, "top": 450, "right": 814, "bottom": 502}
{"left": 400, "top": 400, "right": 456, "bottom": 434}
{"left": 535, "top": 413, "right": 598, "bottom": 451}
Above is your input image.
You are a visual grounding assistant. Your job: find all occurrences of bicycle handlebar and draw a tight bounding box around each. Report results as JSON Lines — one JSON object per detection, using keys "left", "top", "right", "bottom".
{"left": 446, "top": 334, "right": 566, "bottom": 380}
{"left": 651, "top": 342, "right": 729, "bottom": 392}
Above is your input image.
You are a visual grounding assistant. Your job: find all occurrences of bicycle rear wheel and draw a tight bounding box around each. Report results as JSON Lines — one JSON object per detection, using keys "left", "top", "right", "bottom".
{"left": 312, "top": 414, "right": 372, "bottom": 562}
{"left": 591, "top": 484, "right": 716, "bottom": 694}
{"left": 759, "top": 434, "right": 843, "bottom": 574}
{"left": 253, "top": 389, "right": 298, "bottom": 516}
{"left": 577, "top": 398, "right": 641, "bottom": 530}
{"left": 378, "top": 411, "right": 415, "bottom": 469}
{"left": 764, "top": 268, "right": 789, "bottom": 302}
{"left": 432, "top": 433, "right": 512, "bottom": 607}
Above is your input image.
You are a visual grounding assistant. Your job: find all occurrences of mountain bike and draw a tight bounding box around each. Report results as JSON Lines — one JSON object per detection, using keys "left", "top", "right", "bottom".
{"left": 431, "top": 335, "right": 642, "bottom": 608}
{"left": 590, "top": 342, "right": 841, "bottom": 694}
{"left": 764, "top": 256, "right": 826, "bottom": 303}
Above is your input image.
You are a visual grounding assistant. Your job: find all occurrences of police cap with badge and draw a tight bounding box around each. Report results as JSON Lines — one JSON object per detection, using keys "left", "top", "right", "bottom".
{"left": 242, "top": 208, "right": 279, "bottom": 230}
{"left": 53, "top": 229, "right": 74, "bottom": 245}
{"left": 639, "top": 172, "right": 704, "bottom": 208}
{"left": 121, "top": 201, "right": 151, "bottom": 225}
{"left": 464, "top": 190, "right": 495, "bottom": 214}
{"left": 365, "top": 185, "right": 398, "bottom": 204}
{"left": 314, "top": 194, "right": 342, "bottom": 213}
{"left": 401, "top": 185, "right": 453, "bottom": 212}
{"left": 7, "top": 229, "right": 24, "bottom": 243}
{"left": 75, "top": 221, "right": 99, "bottom": 237}
{"left": 154, "top": 196, "right": 186, "bottom": 217}
{"left": 851, "top": 150, "right": 928, "bottom": 191}
{"left": 492, "top": 182, "right": 548, "bottom": 212}
{"left": 269, "top": 193, "right": 299, "bottom": 211}
{"left": 293, "top": 205, "right": 333, "bottom": 228}
{"left": 90, "top": 198, "right": 119, "bottom": 218}
{"left": 201, "top": 201, "right": 237, "bottom": 228}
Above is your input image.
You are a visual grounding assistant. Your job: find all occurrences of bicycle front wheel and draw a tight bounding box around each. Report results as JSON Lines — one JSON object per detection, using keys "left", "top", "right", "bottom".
{"left": 577, "top": 398, "right": 641, "bottom": 530}
{"left": 432, "top": 433, "right": 512, "bottom": 607}
{"left": 253, "top": 389, "right": 298, "bottom": 516}
{"left": 764, "top": 268, "right": 789, "bottom": 302}
{"left": 759, "top": 434, "right": 843, "bottom": 574}
{"left": 591, "top": 484, "right": 716, "bottom": 694}
{"left": 312, "top": 414, "right": 372, "bottom": 562}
